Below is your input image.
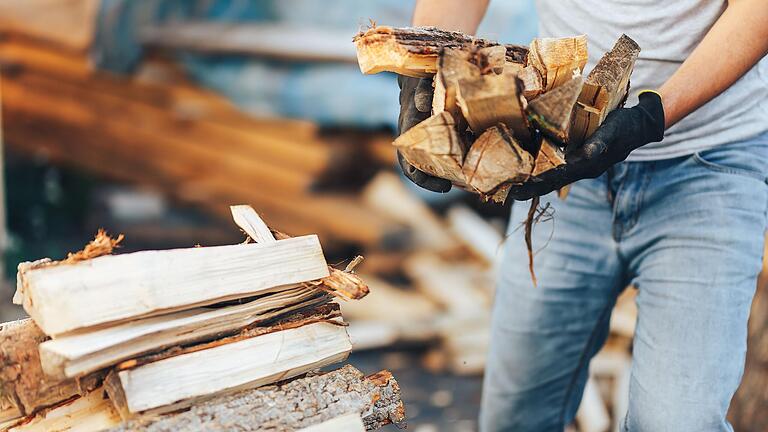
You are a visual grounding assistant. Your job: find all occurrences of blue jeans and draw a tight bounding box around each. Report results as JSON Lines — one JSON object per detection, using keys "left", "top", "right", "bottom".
{"left": 480, "top": 134, "right": 768, "bottom": 432}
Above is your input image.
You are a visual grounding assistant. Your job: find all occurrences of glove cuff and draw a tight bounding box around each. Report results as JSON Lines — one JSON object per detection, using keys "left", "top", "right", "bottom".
{"left": 637, "top": 90, "right": 666, "bottom": 143}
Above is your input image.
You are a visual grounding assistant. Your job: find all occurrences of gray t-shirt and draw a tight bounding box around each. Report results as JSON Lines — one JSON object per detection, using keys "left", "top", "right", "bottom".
{"left": 535, "top": 0, "right": 768, "bottom": 161}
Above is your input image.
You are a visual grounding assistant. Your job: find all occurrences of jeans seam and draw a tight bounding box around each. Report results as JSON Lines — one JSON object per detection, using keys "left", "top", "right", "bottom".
{"left": 692, "top": 152, "right": 767, "bottom": 182}
{"left": 558, "top": 294, "right": 618, "bottom": 428}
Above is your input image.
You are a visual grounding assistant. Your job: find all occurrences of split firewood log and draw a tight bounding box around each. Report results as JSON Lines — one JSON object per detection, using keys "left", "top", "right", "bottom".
{"left": 392, "top": 111, "right": 467, "bottom": 184}
{"left": 353, "top": 25, "right": 527, "bottom": 77}
{"left": 526, "top": 75, "right": 584, "bottom": 143}
{"left": 527, "top": 35, "right": 588, "bottom": 91}
{"left": 462, "top": 124, "right": 534, "bottom": 194}
{"left": 570, "top": 34, "right": 640, "bottom": 145}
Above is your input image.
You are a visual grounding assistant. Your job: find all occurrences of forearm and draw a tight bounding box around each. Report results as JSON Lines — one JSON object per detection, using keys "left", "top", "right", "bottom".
{"left": 412, "top": 0, "right": 489, "bottom": 34}
{"left": 659, "top": 0, "right": 768, "bottom": 128}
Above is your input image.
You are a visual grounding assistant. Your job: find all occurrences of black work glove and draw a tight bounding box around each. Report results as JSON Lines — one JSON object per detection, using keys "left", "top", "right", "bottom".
{"left": 397, "top": 75, "right": 452, "bottom": 193}
{"left": 507, "top": 91, "right": 665, "bottom": 200}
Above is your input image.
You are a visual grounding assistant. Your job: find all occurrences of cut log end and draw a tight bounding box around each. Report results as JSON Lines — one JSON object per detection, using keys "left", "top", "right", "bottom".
{"left": 462, "top": 124, "right": 534, "bottom": 194}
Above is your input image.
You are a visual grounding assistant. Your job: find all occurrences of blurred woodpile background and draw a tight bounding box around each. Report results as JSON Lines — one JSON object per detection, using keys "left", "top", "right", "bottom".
{"left": 0, "top": 2, "right": 765, "bottom": 432}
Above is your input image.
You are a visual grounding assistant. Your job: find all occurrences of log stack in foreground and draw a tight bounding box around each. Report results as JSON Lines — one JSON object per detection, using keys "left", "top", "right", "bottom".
{"left": 354, "top": 26, "right": 640, "bottom": 202}
{"left": 1, "top": 205, "right": 405, "bottom": 431}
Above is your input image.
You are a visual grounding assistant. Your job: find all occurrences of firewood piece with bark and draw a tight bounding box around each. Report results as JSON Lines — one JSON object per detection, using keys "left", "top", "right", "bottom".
{"left": 456, "top": 71, "right": 530, "bottom": 139}
{"left": 15, "top": 235, "right": 330, "bottom": 336}
{"left": 462, "top": 124, "right": 534, "bottom": 194}
{"left": 105, "top": 365, "right": 405, "bottom": 432}
{"left": 105, "top": 305, "right": 351, "bottom": 418}
{"left": 353, "top": 26, "right": 528, "bottom": 77}
{"left": 527, "top": 35, "right": 588, "bottom": 91}
{"left": 533, "top": 138, "right": 567, "bottom": 176}
{"left": 526, "top": 76, "right": 584, "bottom": 143}
{"left": 0, "top": 319, "right": 103, "bottom": 417}
{"left": 6, "top": 388, "right": 121, "bottom": 432}
{"left": 432, "top": 48, "right": 482, "bottom": 116}
{"left": 570, "top": 34, "right": 640, "bottom": 145}
{"left": 38, "top": 287, "right": 332, "bottom": 380}
{"left": 392, "top": 111, "right": 466, "bottom": 184}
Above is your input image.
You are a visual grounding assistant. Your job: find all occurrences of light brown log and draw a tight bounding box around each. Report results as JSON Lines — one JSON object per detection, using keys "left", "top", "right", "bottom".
{"left": 0, "top": 0, "right": 99, "bottom": 53}
{"left": 570, "top": 34, "right": 640, "bottom": 145}
{"left": 532, "top": 139, "right": 566, "bottom": 176}
{"left": 106, "top": 365, "right": 405, "bottom": 432}
{"left": 105, "top": 305, "right": 351, "bottom": 418}
{"left": 6, "top": 388, "right": 121, "bottom": 432}
{"left": 353, "top": 26, "right": 527, "bottom": 78}
{"left": 518, "top": 64, "right": 544, "bottom": 100}
{"left": 0, "top": 319, "right": 102, "bottom": 417}
{"left": 456, "top": 71, "right": 530, "bottom": 139}
{"left": 392, "top": 112, "right": 466, "bottom": 184}
{"left": 528, "top": 35, "right": 588, "bottom": 91}
{"left": 462, "top": 124, "right": 534, "bottom": 194}
{"left": 527, "top": 76, "right": 584, "bottom": 143}
{"left": 432, "top": 48, "right": 481, "bottom": 117}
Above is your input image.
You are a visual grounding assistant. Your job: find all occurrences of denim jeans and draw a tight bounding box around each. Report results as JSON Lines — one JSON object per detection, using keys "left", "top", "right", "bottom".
{"left": 480, "top": 133, "right": 768, "bottom": 432}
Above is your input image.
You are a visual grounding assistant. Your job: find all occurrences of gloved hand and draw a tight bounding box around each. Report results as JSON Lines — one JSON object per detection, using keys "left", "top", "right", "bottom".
{"left": 397, "top": 75, "right": 452, "bottom": 193}
{"left": 507, "top": 90, "right": 665, "bottom": 200}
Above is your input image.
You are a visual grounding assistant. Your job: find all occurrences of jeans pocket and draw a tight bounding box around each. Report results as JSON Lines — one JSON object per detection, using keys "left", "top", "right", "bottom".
{"left": 693, "top": 146, "right": 768, "bottom": 183}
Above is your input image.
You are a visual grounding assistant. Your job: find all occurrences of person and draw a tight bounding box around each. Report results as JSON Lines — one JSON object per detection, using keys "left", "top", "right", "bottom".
{"left": 397, "top": 1, "right": 768, "bottom": 431}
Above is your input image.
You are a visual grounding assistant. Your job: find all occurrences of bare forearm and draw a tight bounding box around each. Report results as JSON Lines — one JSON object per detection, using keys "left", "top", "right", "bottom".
{"left": 412, "top": 0, "right": 489, "bottom": 34}
{"left": 659, "top": 0, "right": 768, "bottom": 128}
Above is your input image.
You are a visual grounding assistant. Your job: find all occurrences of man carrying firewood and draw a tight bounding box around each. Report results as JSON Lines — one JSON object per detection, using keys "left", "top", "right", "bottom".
{"left": 397, "top": 1, "right": 768, "bottom": 431}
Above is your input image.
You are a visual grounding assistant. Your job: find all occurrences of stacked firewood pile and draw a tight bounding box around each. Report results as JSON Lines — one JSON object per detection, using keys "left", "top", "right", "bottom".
{"left": 354, "top": 26, "right": 640, "bottom": 203}
{"left": 0, "top": 205, "right": 406, "bottom": 432}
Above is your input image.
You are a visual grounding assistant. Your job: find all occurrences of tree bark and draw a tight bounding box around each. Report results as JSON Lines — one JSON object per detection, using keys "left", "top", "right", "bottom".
{"left": 106, "top": 365, "right": 405, "bottom": 432}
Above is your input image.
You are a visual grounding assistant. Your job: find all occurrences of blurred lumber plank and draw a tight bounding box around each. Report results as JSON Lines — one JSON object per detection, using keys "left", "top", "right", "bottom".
{"left": 105, "top": 365, "right": 405, "bottom": 431}
{"left": 0, "top": 40, "right": 405, "bottom": 248}
{"left": 0, "top": 0, "right": 98, "bottom": 52}
{"left": 141, "top": 23, "right": 357, "bottom": 63}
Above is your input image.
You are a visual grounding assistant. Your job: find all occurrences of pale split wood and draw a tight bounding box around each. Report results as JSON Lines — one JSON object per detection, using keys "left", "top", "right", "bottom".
{"left": 361, "top": 172, "right": 459, "bottom": 252}
{"left": 570, "top": 34, "right": 640, "bottom": 145}
{"left": 228, "top": 204, "right": 369, "bottom": 300}
{"left": 532, "top": 138, "right": 566, "bottom": 177}
{"left": 353, "top": 25, "right": 527, "bottom": 78}
{"left": 518, "top": 64, "right": 543, "bottom": 100}
{"left": 528, "top": 35, "right": 588, "bottom": 91}
{"left": 106, "top": 320, "right": 352, "bottom": 418}
{"left": 38, "top": 287, "right": 331, "bottom": 379}
{"left": 17, "top": 235, "right": 330, "bottom": 336}
{"left": 7, "top": 388, "right": 121, "bottom": 432}
{"left": 297, "top": 413, "right": 366, "bottom": 432}
{"left": 455, "top": 70, "right": 530, "bottom": 139}
{"left": 392, "top": 111, "right": 466, "bottom": 184}
{"left": 527, "top": 76, "right": 583, "bottom": 143}
{"left": 462, "top": 124, "right": 534, "bottom": 194}
{"left": 105, "top": 365, "right": 406, "bottom": 431}
{"left": 432, "top": 48, "right": 481, "bottom": 117}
